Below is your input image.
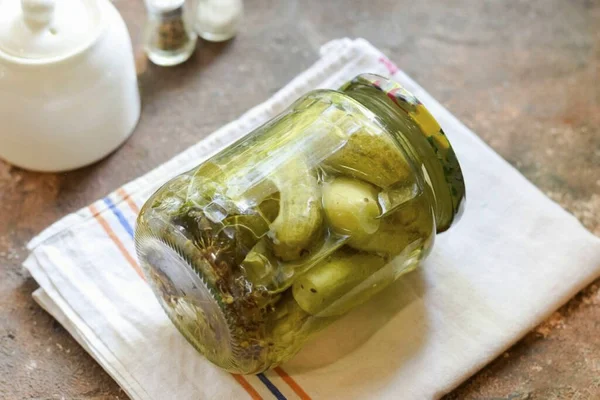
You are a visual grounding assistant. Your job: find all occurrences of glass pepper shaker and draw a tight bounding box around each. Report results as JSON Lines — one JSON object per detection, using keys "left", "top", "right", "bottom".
{"left": 144, "top": 0, "right": 197, "bottom": 66}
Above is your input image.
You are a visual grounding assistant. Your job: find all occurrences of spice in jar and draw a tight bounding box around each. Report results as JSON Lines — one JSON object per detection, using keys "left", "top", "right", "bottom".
{"left": 144, "top": 0, "right": 197, "bottom": 66}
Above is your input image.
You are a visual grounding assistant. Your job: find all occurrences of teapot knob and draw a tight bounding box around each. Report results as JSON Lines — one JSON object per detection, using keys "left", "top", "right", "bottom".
{"left": 21, "top": 0, "right": 55, "bottom": 28}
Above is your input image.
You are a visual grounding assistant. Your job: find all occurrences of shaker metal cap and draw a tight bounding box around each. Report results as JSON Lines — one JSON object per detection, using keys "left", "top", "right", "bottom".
{"left": 0, "top": 0, "right": 103, "bottom": 61}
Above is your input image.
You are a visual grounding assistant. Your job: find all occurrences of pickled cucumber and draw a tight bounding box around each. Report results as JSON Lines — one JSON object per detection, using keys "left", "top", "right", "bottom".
{"left": 240, "top": 239, "right": 278, "bottom": 289}
{"left": 185, "top": 161, "right": 226, "bottom": 209}
{"left": 241, "top": 228, "right": 349, "bottom": 295}
{"left": 322, "top": 177, "right": 381, "bottom": 241}
{"left": 271, "top": 229, "right": 348, "bottom": 291}
{"left": 219, "top": 213, "right": 271, "bottom": 258}
{"left": 268, "top": 292, "right": 332, "bottom": 352}
{"left": 292, "top": 250, "right": 386, "bottom": 317}
{"left": 378, "top": 181, "right": 421, "bottom": 216}
{"left": 323, "top": 122, "right": 412, "bottom": 188}
{"left": 268, "top": 158, "right": 323, "bottom": 261}
{"left": 348, "top": 196, "right": 432, "bottom": 256}
{"left": 269, "top": 292, "right": 311, "bottom": 345}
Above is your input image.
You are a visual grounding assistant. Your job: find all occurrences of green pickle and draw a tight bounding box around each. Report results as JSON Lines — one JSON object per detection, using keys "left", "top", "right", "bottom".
{"left": 323, "top": 120, "right": 413, "bottom": 188}
{"left": 135, "top": 74, "right": 465, "bottom": 374}
{"left": 292, "top": 250, "right": 387, "bottom": 317}
{"left": 322, "top": 176, "right": 381, "bottom": 241}
{"left": 267, "top": 157, "right": 323, "bottom": 261}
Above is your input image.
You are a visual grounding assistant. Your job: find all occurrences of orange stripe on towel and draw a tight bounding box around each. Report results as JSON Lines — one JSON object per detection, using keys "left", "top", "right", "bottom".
{"left": 116, "top": 187, "right": 140, "bottom": 214}
{"left": 274, "top": 367, "right": 312, "bottom": 400}
{"left": 89, "top": 203, "right": 144, "bottom": 280}
{"left": 232, "top": 374, "right": 264, "bottom": 400}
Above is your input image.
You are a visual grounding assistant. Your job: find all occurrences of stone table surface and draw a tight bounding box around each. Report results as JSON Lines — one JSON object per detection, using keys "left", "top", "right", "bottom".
{"left": 1, "top": 0, "right": 599, "bottom": 398}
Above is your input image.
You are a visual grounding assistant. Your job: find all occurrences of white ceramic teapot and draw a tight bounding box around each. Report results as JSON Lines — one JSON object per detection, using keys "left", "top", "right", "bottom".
{"left": 0, "top": 0, "right": 141, "bottom": 172}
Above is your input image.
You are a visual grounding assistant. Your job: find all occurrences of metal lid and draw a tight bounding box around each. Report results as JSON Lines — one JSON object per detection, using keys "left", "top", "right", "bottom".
{"left": 0, "top": 0, "right": 102, "bottom": 61}
{"left": 340, "top": 73, "right": 466, "bottom": 232}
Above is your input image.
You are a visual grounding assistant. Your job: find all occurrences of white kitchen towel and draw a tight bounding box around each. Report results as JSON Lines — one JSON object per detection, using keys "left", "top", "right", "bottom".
{"left": 24, "top": 38, "right": 600, "bottom": 400}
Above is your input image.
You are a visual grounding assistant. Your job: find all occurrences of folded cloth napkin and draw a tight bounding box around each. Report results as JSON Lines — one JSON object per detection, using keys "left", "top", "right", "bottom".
{"left": 24, "top": 38, "right": 600, "bottom": 400}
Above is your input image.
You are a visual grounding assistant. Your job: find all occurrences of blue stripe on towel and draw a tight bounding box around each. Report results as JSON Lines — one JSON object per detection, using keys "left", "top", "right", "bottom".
{"left": 103, "top": 197, "right": 135, "bottom": 238}
{"left": 257, "top": 373, "right": 287, "bottom": 400}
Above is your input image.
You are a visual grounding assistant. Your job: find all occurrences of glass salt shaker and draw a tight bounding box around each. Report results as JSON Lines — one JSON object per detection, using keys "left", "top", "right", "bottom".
{"left": 195, "top": 0, "right": 243, "bottom": 42}
{"left": 144, "top": 0, "right": 197, "bottom": 66}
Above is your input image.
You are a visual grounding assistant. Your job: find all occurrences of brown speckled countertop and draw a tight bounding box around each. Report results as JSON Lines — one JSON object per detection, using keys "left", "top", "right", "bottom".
{"left": 1, "top": 0, "right": 598, "bottom": 398}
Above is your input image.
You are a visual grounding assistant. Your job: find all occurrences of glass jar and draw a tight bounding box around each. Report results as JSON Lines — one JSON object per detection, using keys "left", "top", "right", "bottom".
{"left": 144, "top": 0, "right": 197, "bottom": 66}
{"left": 195, "top": 0, "right": 243, "bottom": 42}
{"left": 135, "top": 74, "right": 465, "bottom": 374}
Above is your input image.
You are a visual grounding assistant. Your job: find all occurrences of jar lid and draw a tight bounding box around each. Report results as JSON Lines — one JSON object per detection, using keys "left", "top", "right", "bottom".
{"left": 0, "top": 0, "right": 102, "bottom": 61}
{"left": 340, "top": 73, "right": 466, "bottom": 232}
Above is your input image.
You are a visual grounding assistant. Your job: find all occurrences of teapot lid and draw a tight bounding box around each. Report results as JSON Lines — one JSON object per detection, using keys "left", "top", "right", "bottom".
{"left": 0, "top": 0, "right": 102, "bottom": 61}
